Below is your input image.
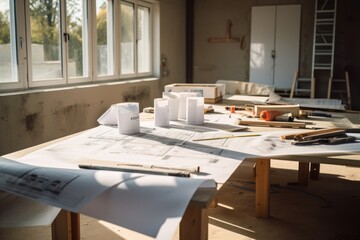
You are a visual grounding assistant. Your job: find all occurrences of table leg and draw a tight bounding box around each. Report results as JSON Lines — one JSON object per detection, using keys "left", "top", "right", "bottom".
{"left": 180, "top": 203, "right": 208, "bottom": 240}
{"left": 51, "top": 210, "right": 80, "bottom": 240}
{"left": 298, "top": 162, "right": 310, "bottom": 186}
{"left": 255, "top": 158, "right": 270, "bottom": 218}
{"left": 310, "top": 163, "right": 320, "bottom": 180}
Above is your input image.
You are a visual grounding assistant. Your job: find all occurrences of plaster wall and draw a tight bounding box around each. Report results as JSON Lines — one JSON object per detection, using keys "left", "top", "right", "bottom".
{"left": 193, "top": 0, "right": 360, "bottom": 109}
{"left": 193, "top": 0, "right": 314, "bottom": 85}
{"left": 0, "top": 0, "right": 186, "bottom": 155}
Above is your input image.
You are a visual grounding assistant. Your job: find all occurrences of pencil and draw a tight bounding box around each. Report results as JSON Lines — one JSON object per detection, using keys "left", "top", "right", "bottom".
{"left": 192, "top": 133, "right": 260, "bottom": 141}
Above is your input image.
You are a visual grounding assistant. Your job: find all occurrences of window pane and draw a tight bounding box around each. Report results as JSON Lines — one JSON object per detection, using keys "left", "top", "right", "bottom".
{"left": 137, "top": 6, "right": 150, "bottom": 73}
{"left": 96, "top": 0, "right": 113, "bottom": 76}
{"left": 67, "top": 0, "right": 88, "bottom": 78}
{"left": 121, "top": 2, "right": 134, "bottom": 75}
{"left": 0, "top": 0, "right": 18, "bottom": 83}
{"left": 30, "top": 0, "right": 62, "bottom": 81}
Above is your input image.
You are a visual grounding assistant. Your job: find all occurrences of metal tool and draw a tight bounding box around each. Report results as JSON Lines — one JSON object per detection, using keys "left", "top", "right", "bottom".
{"left": 292, "top": 136, "right": 357, "bottom": 146}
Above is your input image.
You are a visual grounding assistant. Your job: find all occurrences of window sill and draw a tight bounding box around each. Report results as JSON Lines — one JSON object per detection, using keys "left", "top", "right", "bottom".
{"left": 0, "top": 77, "right": 160, "bottom": 97}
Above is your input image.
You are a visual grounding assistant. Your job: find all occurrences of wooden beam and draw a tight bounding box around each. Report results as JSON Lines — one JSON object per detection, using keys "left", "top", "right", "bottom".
{"left": 51, "top": 210, "right": 80, "bottom": 240}
{"left": 179, "top": 188, "right": 217, "bottom": 240}
{"left": 255, "top": 158, "right": 270, "bottom": 218}
{"left": 298, "top": 162, "right": 309, "bottom": 186}
{"left": 186, "top": 0, "right": 194, "bottom": 83}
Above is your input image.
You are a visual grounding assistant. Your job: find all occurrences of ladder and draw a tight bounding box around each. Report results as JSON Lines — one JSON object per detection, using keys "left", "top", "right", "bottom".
{"left": 291, "top": 0, "right": 336, "bottom": 99}
{"left": 327, "top": 71, "right": 352, "bottom": 109}
{"left": 311, "top": 0, "right": 337, "bottom": 98}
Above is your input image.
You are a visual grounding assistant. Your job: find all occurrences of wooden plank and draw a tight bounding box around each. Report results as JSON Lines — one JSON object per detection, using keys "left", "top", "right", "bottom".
{"left": 289, "top": 70, "right": 298, "bottom": 98}
{"left": 298, "top": 162, "right": 309, "bottom": 186}
{"left": 255, "top": 158, "right": 270, "bottom": 218}
{"left": 345, "top": 71, "right": 351, "bottom": 108}
{"left": 51, "top": 210, "right": 80, "bottom": 240}
{"left": 279, "top": 127, "right": 345, "bottom": 141}
{"left": 253, "top": 104, "right": 300, "bottom": 117}
{"left": 179, "top": 188, "right": 217, "bottom": 240}
{"left": 311, "top": 76, "right": 315, "bottom": 98}
{"left": 327, "top": 77, "right": 332, "bottom": 99}
{"left": 237, "top": 120, "right": 306, "bottom": 128}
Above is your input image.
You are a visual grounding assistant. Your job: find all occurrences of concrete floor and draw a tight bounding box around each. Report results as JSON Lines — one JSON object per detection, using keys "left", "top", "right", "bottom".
{"left": 1, "top": 158, "right": 359, "bottom": 240}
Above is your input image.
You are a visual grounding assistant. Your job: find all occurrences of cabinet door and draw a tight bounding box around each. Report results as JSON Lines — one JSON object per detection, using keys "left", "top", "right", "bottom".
{"left": 250, "top": 6, "right": 276, "bottom": 86}
{"left": 250, "top": 5, "right": 301, "bottom": 89}
{"left": 274, "top": 5, "right": 301, "bottom": 89}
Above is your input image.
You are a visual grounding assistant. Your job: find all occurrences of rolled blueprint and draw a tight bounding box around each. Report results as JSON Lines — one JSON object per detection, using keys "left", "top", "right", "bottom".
{"left": 186, "top": 97, "right": 204, "bottom": 125}
{"left": 162, "top": 92, "right": 180, "bottom": 121}
{"left": 178, "top": 92, "right": 198, "bottom": 120}
{"left": 117, "top": 102, "right": 140, "bottom": 135}
{"left": 154, "top": 98, "right": 169, "bottom": 127}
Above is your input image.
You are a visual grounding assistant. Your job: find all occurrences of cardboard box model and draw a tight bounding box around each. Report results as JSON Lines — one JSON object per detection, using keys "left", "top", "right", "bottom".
{"left": 164, "top": 83, "right": 225, "bottom": 103}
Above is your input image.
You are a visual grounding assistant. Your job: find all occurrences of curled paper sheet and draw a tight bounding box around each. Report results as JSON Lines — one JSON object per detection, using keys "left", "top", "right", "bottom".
{"left": 154, "top": 98, "right": 169, "bottom": 127}
{"left": 97, "top": 104, "right": 118, "bottom": 125}
{"left": 162, "top": 92, "right": 180, "bottom": 121}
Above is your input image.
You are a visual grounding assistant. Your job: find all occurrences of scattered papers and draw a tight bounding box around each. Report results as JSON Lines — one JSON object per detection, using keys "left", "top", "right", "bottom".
{"left": 267, "top": 92, "right": 345, "bottom": 111}
{"left": 0, "top": 156, "right": 215, "bottom": 239}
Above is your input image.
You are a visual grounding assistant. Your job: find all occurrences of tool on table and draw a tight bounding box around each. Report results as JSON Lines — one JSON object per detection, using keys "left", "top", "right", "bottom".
{"left": 299, "top": 110, "right": 332, "bottom": 118}
{"left": 225, "top": 105, "right": 246, "bottom": 112}
{"left": 280, "top": 128, "right": 345, "bottom": 141}
{"left": 204, "top": 105, "right": 214, "bottom": 113}
{"left": 292, "top": 136, "right": 356, "bottom": 145}
{"left": 79, "top": 159, "right": 200, "bottom": 178}
{"left": 259, "top": 110, "right": 294, "bottom": 122}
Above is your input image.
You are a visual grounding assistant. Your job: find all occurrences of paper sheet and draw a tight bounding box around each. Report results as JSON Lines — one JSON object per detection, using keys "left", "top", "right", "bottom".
{"left": 1, "top": 148, "right": 216, "bottom": 239}
{"left": 2, "top": 110, "right": 359, "bottom": 239}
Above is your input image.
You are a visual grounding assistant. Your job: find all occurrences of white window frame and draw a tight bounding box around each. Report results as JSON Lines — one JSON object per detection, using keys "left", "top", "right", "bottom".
{"left": 91, "top": 0, "right": 118, "bottom": 81}
{"left": 26, "top": 0, "right": 92, "bottom": 87}
{"left": 67, "top": 0, "right": 92, "bottom": 84}
{"left": 0, "top": 0, "right": 157, "bottom": 92}
{"left": 0, "top": 0, "right": 27, "bottom": 90}
{"left": 120, "top": 0, "right": 153, "bottom": 79}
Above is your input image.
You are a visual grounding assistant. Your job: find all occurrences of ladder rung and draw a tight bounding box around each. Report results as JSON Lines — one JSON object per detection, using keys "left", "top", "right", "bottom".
{"left": 316, "top": 18, "right": 335, "bottom": 22}
{"left": 315, "top": 52, "right": 332, "bottom": 55}
{"left": 316, "top": 10, "right": 335, "bottom": 13}
{"left": 316, "top": 22, "right": 335, "bottom": 26}
{"left": 315, "top": 43, "right": 333, "bottom": 46}
{"left": 314, "top": 66, "right": 332, "bottom": 70}
{"left": 296, "top": 89, "right": 311, "bottom": 92}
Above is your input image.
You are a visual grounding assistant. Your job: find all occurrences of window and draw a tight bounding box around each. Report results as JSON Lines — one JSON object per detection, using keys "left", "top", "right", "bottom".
{"left": 0, "top": 0, "right": 156, "bottom": 91}
{"left": 0, "top": 0, "right": 18, "bottom": 83}
{"left": 121, "top": 0, "right": 152, "bottom": 77}
{"left": 96, "top": 0, "right": 114, "bottom": 77}
{"left": 121, "top": 1, "right": 135, "bottom": 75}
{"left": 29, "top": 0, "right": 63, "bottom": 82}
{"left": 67, "top": 0, "right": 89, "bottom": 79}
{"left": 137, "top": 5, "right": 151, "bottom": 74}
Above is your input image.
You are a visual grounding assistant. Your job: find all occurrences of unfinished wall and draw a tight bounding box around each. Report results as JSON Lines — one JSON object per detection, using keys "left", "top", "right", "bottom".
{"left": 193, "top": 0, "right": 360, "bottom": 109}
{"left": 0, "top": 80, "right": 160, "bottom": 155}
{"left": 334, "top": 0, "right": 360, "bottom": 109}
{"left": 193, "top": 0, "right": 315, "bottom": 85}
{"left": 0, "top": 0, "right": 187, "bottom": 155}
{"left": 159, "top": 0, "right": 187, "bottom": 89}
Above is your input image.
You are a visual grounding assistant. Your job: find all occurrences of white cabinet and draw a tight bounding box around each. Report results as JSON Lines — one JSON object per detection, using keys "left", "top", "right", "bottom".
{"left": 249, "top": 5, "right": 301, "bottom": 89}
